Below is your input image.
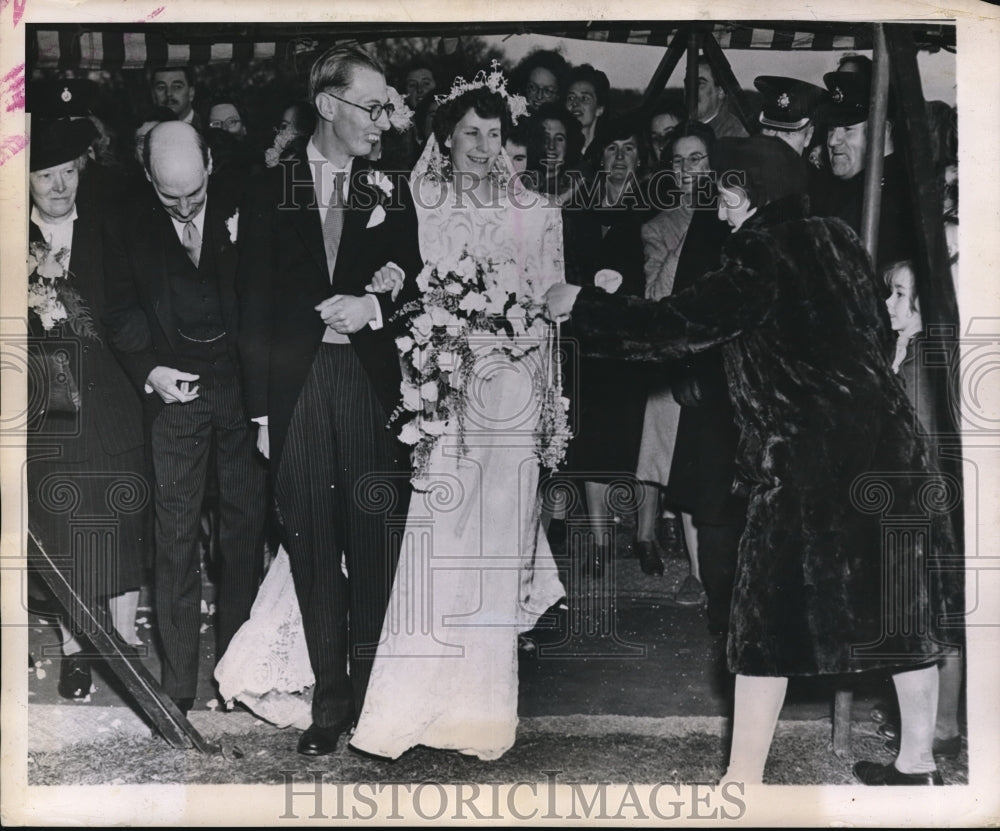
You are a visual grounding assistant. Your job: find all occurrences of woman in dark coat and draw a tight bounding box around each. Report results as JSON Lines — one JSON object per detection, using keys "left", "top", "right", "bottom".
{"left": 561, "top": 114, "right": 651, "bottom": 572}
{"left": 547, "top": 136, "right": 962, "bottom": 785}
{"left": 27, "top": 118, "right": 152, "bottom": 700}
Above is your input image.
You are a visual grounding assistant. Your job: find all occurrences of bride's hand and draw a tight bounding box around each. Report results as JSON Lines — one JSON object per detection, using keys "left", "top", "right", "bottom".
{"left": 366, "top": 262, "right": 404, "bottom": 301}
{"left": 545, "top": 284, "right": 582, "bottom": 323}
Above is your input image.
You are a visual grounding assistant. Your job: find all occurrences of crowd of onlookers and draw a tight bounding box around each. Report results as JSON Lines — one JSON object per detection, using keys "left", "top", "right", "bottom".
{"left": 26, "top": 38, "right": 959, "bottom": 717}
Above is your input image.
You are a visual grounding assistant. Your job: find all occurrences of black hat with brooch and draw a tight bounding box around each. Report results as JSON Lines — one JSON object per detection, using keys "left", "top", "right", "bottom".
{"left": 28, "top": 79, "right": 100, "bottom": 172}
{"left": 754, "top": 75, "right": 827, "bottom": 131}
{"left": 27, "top": 78, "right": 99, "bottom": 118}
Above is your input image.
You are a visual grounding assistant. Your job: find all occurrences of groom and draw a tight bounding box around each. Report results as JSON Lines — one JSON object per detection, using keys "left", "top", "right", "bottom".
{"left": 238, "top": 44, "right": 422, "bottom": 755}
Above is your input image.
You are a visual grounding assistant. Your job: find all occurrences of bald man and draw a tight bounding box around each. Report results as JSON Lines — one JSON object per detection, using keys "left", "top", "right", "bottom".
{"left": 104, "top": 121, "right": 266, "bottom": 715}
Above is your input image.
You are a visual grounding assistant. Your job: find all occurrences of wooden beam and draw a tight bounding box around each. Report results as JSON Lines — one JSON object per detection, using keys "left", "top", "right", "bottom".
{"left": 885, "top": 23, "right": 959, "bottom": 329}
{"left": 860, "top": 24, "right": 890, "bottom": 266}
{"left": 685, "top": 29, "right": 701, "bottom": 120}
{"left": 28, "top": 528, "right": 220, "bottom": 754}
{"left": 700, "top": 32, "right": 757, "bottom": 134}
{"left": 641, "top": 26, "right": 691, "bottom": 111}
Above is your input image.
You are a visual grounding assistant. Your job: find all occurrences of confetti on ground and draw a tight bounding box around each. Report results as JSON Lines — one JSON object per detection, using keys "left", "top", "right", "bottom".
{"left": 199, "top": 623, "right": 208, "bottom": 634}
{"left": 206, "top": 699, "right": 219, "bottom": 710}
{"left": 36, "top": 669, "right": 47, "bottom": 680}
{"left": 136, "top": 617, "right": 148, "bottom": 624}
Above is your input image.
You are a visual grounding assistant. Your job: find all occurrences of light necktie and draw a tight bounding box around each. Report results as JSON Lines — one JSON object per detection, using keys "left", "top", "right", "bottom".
{"left": 182, "top": 220, "right": 201, "bottom": 268}
{"left": 323, "top": 172, "right": 345, "bottom": 281}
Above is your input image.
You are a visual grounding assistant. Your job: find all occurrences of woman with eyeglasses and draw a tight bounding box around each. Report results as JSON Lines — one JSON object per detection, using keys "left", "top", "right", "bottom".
{"left": 633, "top": 121, "right": 717, "bottom": 581}
{"left": 511, "top": 49, "right": 570, "bottom": 113}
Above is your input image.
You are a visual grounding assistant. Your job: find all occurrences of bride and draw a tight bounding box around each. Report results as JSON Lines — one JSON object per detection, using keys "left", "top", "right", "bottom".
{"left": 216, "top": 68, "right": 567, "bottom": 759}
{"left": 348, "top": 68, "right": 567, "bottom": 761}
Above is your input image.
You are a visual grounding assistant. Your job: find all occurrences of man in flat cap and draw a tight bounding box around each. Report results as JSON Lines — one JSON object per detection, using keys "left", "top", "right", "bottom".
{"left": 811, "top": 67, "right": 913, "bottom": 269}
{"left": 753, "top": 75, "right": 826, "bottom": 156}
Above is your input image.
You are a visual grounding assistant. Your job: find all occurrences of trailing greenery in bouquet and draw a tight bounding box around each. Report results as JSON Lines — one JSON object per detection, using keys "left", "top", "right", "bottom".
{"left": 390, "top": 248, "right": 571, "bottom": 479}
{"left": 27, "top": 239, "right": 99, "bottom": 340}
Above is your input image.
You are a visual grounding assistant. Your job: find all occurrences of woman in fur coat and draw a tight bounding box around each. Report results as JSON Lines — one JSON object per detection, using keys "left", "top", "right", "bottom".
{"left": 546, "top": 136, "right": 963, "bottom": 786}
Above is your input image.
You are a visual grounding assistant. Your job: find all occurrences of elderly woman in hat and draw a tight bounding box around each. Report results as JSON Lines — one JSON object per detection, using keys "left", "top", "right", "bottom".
{"left": 546, "top": 135, "right": 962, "bottom": 786}
{"left": 27, "top": 116, "right": 151, "bottom": 700}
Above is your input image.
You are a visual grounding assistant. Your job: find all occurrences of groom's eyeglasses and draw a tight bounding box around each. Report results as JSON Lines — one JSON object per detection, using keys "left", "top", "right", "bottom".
{"left": 324, "top": 91, "right": 395, "bottom": 122}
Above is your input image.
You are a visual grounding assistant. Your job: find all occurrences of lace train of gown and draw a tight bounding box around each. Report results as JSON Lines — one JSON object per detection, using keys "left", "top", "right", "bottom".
{"left": 214, "top": 546, "right": 314, "bottom": 730}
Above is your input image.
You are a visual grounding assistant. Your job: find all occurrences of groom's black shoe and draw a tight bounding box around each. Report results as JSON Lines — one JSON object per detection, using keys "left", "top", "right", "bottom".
{"left": 298, "top": 717, "right": 354, "bottom": 756}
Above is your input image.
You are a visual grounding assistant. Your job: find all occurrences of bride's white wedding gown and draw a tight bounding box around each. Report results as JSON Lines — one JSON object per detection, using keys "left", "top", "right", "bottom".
{"left": 216, "top": 164, "right": 566, "bottom": 759}
{"left": 348, "top": 174, "right": 567, "bottom": 761}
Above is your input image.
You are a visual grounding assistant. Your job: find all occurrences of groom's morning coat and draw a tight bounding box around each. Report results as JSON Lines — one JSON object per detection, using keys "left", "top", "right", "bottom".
{"left": 237, "top": 152, "right": 423, "bottom": 473}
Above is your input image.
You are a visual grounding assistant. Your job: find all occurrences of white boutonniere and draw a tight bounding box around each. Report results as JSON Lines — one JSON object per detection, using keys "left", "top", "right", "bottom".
{"left": 367, "top": 204, "right": 387, "bottom": 229}
{"left": 369, "top": 170, "right": 394, "bottom": 199}
{"left": 226, "top": 209, "right": 239, "bottom": 244}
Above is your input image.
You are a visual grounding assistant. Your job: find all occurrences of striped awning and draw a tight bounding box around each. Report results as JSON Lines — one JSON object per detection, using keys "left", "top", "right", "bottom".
{"left": 28, "top": 21, "right": 956, "bottom": 71}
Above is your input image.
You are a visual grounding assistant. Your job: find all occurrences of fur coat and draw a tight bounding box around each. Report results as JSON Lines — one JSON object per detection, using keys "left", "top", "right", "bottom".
{"left": 568, "top": 194, "right": 963, "bottom": 676}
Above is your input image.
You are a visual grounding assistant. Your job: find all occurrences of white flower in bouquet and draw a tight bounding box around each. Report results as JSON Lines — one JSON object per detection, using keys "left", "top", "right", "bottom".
{"left": 428, "top": 304, "right": 459, "bottom": 330}
{"left": 399, "top": 420, "right": 422, "bottom": 445}
{"left": 458, "top": 291, "right": 487, "bottom": 314}
{"left": 444, "top": 280, "right": 465, "bottom": 295}
{"left": 422, "top": 418, "right": 447, "bottom": 436}
{"left": 396, "top": 334, "right": 415, "bottom": 354}
{"left": 419, "top": 380, "right": 440, "bottom": 403}
{"left": 410, "top": 312, "right": 434, "bottom": 341}
{"left": 416, "top": 265, "right": 434, "bottom": 293}
{"left": 402, "top": 381, "right": 422, "bottom": 411}
{"left": 454, "top": 255, "right": 478, "bottom": 283}
{"left": 505, "top": 303, "right": 528, "bottom": 335}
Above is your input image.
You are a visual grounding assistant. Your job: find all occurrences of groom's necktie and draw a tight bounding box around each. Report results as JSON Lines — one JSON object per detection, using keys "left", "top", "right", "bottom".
{"left": 182, "top": 220, "right": 202, "bottom": 268}
{"left": 322, "top": 171, "right": 345, "bottom": 281}
{"left": 321, "top": 169, "right": 351, "bottom": 345}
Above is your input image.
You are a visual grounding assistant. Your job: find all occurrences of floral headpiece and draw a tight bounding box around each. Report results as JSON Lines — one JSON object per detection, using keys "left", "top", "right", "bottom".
{"left": 435, "top": 61, "right": 528, "bottom": 125}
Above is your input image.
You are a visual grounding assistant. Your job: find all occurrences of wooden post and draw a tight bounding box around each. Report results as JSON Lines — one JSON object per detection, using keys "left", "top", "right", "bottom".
{"left": 685, "top": 29, "right": 701, "bottom": 119}
{"left": 700, "top": 32, "right": 757, "bottom": 135}
{"left": 860, "top": 23, "right": 891, "bottom": 266}
{"left": 640, "top": 26, "right": 691, "bottom": 111}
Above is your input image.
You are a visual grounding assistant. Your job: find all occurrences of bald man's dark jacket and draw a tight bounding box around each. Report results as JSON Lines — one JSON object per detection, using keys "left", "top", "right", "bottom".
{"left": 103, "top": 179, "right": 243, "bottom": 423}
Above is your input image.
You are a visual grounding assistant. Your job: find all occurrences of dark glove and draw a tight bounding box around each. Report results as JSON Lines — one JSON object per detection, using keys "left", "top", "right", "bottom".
{"left": 672, "top": 374, "right": 704, "bottom": 408}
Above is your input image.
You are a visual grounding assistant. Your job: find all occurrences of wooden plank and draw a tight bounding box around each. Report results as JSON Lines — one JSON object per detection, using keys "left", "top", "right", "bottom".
{"left": 28, "top": 528, "right": 220, "bottom": 754}
{"left": 885, "top": 24, "right": 959, "bottom": 329}
{"left": 860, "top": 24, "right": 890, "bottom": 265}
{"left": 640, "top": 26, "right": 691, "bottom": 110}
{"left": 833, "top": 688, "right": 854, "bottom": 758}
{"left": 686, "top": 29, "right": 701, "bottom": 120}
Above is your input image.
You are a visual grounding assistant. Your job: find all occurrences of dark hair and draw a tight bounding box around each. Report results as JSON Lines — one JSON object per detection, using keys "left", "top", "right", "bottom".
{"left": 668, "top": 120, "right": 717, "bottom": 160}
{"left": 566, "top": 64, "right": 611, "bottom": 107}
{"left": 280, "top": 101, "right": 317, "bottom": 137}
{"left": 204, "top": 96, "right": 246, "bottom": 128}
{"left": 308, "top": 43, "right": 385, "bottom": 106}
{"left": 137, "top": 105, "right": 178, "bottom": 130}
{"left": 511, "top": 50, "right": 570, "bottom": 97}
{"left": 529, "top": 102, "right": 584, "bottom": 166}
{"left": 649, "top": 102, "right": 686, "bottom": 127}
{"left": 150, "top": 66, "right": 194, "bottom": 86}
{"left": 432, "top": 86, "right": 512, "bottom": 149}
{"left": 504, "top": 114, "right": 533, "bottom": 149}
{"left": 712, "top": 135, "right": 807, "bottom": 211}
{"left": 595, "top": 112, "right": 647, "bottom": 172}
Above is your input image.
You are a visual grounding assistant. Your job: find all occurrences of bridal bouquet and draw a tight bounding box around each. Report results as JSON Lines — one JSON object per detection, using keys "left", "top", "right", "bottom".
{"left": 392, "top": 248, "right": 570, "bottom": 478}
{"left": 27, "top": 240, "right": 99, "bottom": 340}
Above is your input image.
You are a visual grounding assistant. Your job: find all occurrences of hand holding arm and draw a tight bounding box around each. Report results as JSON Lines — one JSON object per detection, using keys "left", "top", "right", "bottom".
{"left": 315, "top": 295, "right": 377, "bottom": 334}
